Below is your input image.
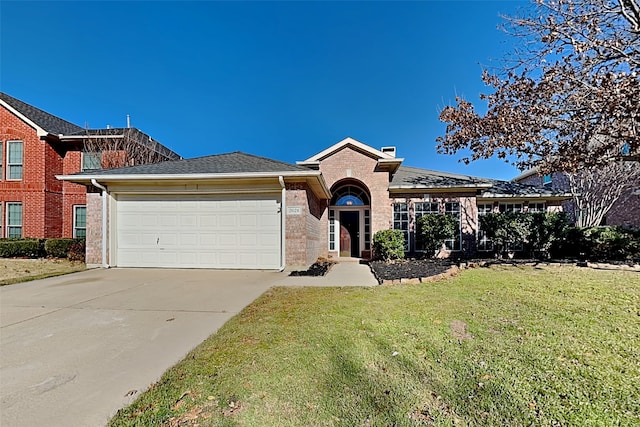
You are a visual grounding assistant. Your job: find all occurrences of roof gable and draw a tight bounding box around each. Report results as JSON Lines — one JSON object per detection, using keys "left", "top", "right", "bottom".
{"left": 0, "top": 92, "right": 84, "bottom": 137}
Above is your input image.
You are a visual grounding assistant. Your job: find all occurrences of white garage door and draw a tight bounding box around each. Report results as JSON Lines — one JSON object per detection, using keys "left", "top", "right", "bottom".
{"left": 115, "top": 194, "right": 281, "bottom": 269}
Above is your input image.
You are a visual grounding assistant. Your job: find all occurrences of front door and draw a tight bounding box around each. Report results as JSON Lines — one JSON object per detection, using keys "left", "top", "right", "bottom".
{"left": 339, "top": 211, "right": 359, "bottom": 257}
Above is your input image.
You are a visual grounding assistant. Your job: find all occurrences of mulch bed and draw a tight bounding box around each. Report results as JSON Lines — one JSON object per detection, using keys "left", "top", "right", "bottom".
{"left": 369, "top": 259, "right": 456, "bottom": 281}
{"left": 289, "top": 261, "right": 335, "bottom": 277}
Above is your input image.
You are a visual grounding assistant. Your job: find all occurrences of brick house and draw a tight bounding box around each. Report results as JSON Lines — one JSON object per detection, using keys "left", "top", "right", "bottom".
{"left": 513, "top": 169, "right": 640, "bottom": 228}
{"left": 0, "top": 92, "right": 180, "bottom": 239}
{"left": 62, "top": 137, "right": 570, "bottom": 269}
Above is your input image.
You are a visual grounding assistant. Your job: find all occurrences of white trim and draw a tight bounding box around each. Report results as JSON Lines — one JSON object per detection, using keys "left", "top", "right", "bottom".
{"left": 6, "top": 202, "right": 23, "bottom": 238}
{"left": 0, "top": 99, "right": 49, "bottom": 137}
{"left": 73, "top": 205, "right": 87, "bottom": 238}
{"left": 6, "top": 140, "right": 23, "bottom": 181}
{"left": 299, "top": 137, "right": 395, "bottom": 163}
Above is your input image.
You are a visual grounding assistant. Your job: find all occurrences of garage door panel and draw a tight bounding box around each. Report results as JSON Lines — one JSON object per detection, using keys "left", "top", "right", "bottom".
{"left": 116, "top": 194, "right": 281, "bottom": 269}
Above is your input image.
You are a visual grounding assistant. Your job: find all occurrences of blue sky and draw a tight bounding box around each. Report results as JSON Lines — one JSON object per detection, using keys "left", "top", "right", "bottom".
{"left": 1, "top": 1, "right": 527, "bottom": 180}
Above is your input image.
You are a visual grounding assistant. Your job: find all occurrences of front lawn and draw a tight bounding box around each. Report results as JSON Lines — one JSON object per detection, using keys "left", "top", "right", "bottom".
{"left": 0, "top": 258, "right": 86, "bottom": 286}
{"left": 110, "top": 265, "right": 640, "bottom": 426}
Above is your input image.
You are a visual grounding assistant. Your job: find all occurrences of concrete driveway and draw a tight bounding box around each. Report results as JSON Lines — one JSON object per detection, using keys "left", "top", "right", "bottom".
{"left": 0, "top": 268, "right": 283, "bottom": 427}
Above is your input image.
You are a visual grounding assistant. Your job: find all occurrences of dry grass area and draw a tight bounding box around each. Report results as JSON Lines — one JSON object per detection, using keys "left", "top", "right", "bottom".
{"left": 0, "top": 258, "right": 86, "bottom": 285}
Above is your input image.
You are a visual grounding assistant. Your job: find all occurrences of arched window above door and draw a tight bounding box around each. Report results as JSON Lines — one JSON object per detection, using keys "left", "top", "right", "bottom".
{"left": 331, "top": 185, "right": 370, "bottom": 206}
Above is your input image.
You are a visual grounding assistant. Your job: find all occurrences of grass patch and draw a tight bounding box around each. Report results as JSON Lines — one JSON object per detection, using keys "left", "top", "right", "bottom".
{"left": 0, "top": 258, "right": 86, "bottom": 286}
{"left": 109, "top": 266, "right": 640, "bottom": 426}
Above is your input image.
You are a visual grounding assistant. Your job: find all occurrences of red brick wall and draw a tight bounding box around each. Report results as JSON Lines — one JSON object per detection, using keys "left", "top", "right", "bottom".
{"left": 317, "top": 146, "right": 392, "bottom": 257}
{"left": 285, "top": 182, "right": 327, "bottom": 267}
{"left": 0, "top": 105, "right": 87, "bottom": 238}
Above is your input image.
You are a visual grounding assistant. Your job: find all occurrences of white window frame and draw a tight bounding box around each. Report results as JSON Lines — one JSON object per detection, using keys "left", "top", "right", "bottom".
{"left": 527, "top": 202, "right": 546, "bottom": 213}
{"left": 476, "top": 203, "right": 494, "bottom": 252}
{"left": 499, "top": 203, "right": 523, "bottom": 213}
{"left": 328, "top": 209, "right": 336, "bottom": 251}
{"left": 414, "top": 201, "right": 439, "bottom": 251}
{"left": 7, "top": 140, "right": 23, "bottom": 181}
{"left": 6, "top": 202, "right": 23, "bottom": 238}
{"left": 73, "top": 205, "right": 87, "bottom": 238}
{"left": 444, "top": 201, "right": 461, "bottom": 251}
{"left": 81, "top": 152, "right": 102, "bottom": 171}
{"left": 393, "top": 202, "right": 410, "bottom": 251}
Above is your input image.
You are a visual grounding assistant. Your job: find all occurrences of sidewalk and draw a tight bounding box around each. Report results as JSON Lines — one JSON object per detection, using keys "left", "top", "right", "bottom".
{"left": 273, "top": 258, "right": 379, "bottom": 287}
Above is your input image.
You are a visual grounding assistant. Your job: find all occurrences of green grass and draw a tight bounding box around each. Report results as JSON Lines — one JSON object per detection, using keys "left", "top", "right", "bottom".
{"left": 109, "top": 265, "right": 640, "bottom": 426}
{"left": 0, "top": 258, "right": 86, "bottom": 286}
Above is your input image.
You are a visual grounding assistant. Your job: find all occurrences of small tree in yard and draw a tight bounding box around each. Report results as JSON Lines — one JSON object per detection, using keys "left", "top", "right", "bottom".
{"left": 373, "top": 229, "right": 405, "bottom": 261}
{"left": 479, "top": 213, "right": 532, "bottom": 258}
{"left": 416, "top": 214, "right": 458, "bottom": 257}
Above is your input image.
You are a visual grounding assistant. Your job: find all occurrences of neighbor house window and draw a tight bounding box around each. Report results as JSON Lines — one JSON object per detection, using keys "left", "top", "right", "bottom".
{"left": 6, "top": 202, "right": 22, "bottom": 238}
{"left": 527, "top": 202, "right": 546, "bottom": 213}
{"left": 477, "top": 203, "right": 494, "bottom": 252}
{"left": 414, "top": 201, "right": 439, "bottom": 251}
{"left": 82, "top": 152, "right": 102, "bottom": 171}
{"left": 543, "top": 174, "right": 552, "bottom": 186}
{"left": 444, "top": 202, "right": 461, "bottom": 251}
{"left": 7, "top": 140, "right": 23, "bottom": 180}
{"left": 73, "top": 205, "right": 87, "bottom": 238}
{"left": 393, "top": 203, "right": 410, "bottom": 251}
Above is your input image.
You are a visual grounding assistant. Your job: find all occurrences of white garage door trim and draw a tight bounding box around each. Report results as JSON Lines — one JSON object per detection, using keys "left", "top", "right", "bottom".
{"left": 113, "top": 193, "right": 281, "bottom": 269}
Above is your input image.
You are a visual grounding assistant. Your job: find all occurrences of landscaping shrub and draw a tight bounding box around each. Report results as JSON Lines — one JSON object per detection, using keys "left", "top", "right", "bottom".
{"left": 45, "top": 238, "right": 85, "bottom": 260}
{"left": 372, "top": 229, "right": 405, "bottom": 261}
{"left": 583, "top": 226, "right": 640, "bottom": 261}
{"left": 527, "top": 212, "right": 571, "bottom": 258}
{"left": 479, "top": 213, "right": 531, "bottom": 258}
{"left": 0, "top": 239, "right": 45, "bottom": 258}
{"left": 416, "top": 213, "right": 457, "bottom": 256}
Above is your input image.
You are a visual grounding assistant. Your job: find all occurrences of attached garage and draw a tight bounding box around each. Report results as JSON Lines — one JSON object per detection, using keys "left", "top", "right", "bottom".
{"left": 58, "top": 151, "right": 331, "bottom": 270}
{"left": 114, "top": 193, "right": 281, "bottom": 269}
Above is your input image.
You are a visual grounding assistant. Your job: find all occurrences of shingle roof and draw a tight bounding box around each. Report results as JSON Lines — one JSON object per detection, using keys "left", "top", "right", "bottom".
{"left": 391, "top": 166, "right": 494, "bottom": 188}
{"left": 0, "top": 92, "right": 85, "bottom": 135}
{"left": 391, "top": 165, "right": 570, "bottom": 198}
{"left": 75, "top": 151, "right": 313, "bottom": 176}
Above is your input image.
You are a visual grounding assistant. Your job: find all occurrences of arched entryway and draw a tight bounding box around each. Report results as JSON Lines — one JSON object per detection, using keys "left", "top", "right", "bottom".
{"left": 329, "top": 179, "right": 371, "bottom": 258}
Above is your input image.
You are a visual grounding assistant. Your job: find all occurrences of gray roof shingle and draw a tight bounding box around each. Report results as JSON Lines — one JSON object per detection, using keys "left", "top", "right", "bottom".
{"left": 391, "top": 165, "right": 570, "bottom": 197}
{"left": 0, "top": 92, "right": 85, "bottom": 135}
{"left": 75, "top": 151, "right": 312, "bottom": 176}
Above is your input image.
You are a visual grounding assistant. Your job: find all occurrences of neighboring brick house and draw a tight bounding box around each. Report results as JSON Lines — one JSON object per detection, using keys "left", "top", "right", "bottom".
{"left": 513, "top": 169, "right": 640, "bottom": 228}
{"left": 62, "top": 137, "right": 570, "bottom": 269}
{"left": 0, "top": 92, "right": 180, "bottom": 239}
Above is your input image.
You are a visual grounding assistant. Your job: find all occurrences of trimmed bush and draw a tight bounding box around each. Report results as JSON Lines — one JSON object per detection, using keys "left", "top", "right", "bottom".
{"left": 373, "top": 229, "right": 405, "bottom": 261}
{"left": 416, "top": 213, "right": 458, "bottom": 257}
{"left": 67, "top": 240, "right": 86, "bottom": 262}
{"left": 45, "top": 238, "right": 85, "bottom": 259}
{"left": 583, "top": 226, "right": 640, "bottom": 261}
{"left": 0, "top": 239, "right": 45, "bottom": 258}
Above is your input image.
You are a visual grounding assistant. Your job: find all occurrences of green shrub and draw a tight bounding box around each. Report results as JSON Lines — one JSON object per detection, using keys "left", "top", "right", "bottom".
{"left": 479, "top": 213, "right": 531, "bottom": 258}
{"left": 45, "top": 238, "right": 85, "bottom": 260}
{"left": 583, "top": 226, "right": 639, "bottom": 261}
{"left": 372, "top": 229, "right": 405, "bottom": 261}
{"left": 0, "top": 239, "right": 45, "bottom": 258}
{"left": 527, "top": 212, "right": 571, "bottom": 258}
{"left": 416, "top": 213, "right": 458, "bottom": 256}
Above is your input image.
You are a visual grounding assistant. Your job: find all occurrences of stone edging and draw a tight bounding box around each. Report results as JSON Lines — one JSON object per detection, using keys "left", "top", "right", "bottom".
{"left": 369, "top": 260, "right": 639, "bottom": 286}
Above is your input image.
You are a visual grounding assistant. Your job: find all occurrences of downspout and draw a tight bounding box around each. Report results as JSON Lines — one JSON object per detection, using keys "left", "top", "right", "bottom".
{"left": 279, "top": 176, "right": 286, "bottom": 271}
{"left": 91, "top": 179, "right": 110, "bottom": 268}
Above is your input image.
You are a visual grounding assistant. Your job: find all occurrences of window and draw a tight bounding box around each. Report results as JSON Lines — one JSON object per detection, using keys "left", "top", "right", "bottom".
{"left": 444, "top": 202, "right": 461, "bottom": 251}
{"left": 7, "top": 140, "right": 23, "bottom": 180}
{"left": 543, "top": 174, "right": 552, "bottom": 186}
{"left": 393, "top": 203, "right": 409, "bottom": 251}
{"left": 364, "top": 209, "right": 370, "bottom": 250}
{"left": 6, "top": 202, "right": 22, "bottom": 238}
{"left": 499, "top": 203, "right": 523, "bottom": 213}
{"left": 328, "top": 209, "right": 336, "bottom": 251}
{"left": 414, "top": 201, "right": 439, "bottom": 251}
{"left": 74, "top": 205, "right": 87, "bottom": 238}
{"left": 82, "top": 152, "right": 102, "bottom": 171}
{"left": 528, "top": 202, "right": 546, "bottom": 213}
{"left": 477, "top": 203, "right": 494, "bottom": 252}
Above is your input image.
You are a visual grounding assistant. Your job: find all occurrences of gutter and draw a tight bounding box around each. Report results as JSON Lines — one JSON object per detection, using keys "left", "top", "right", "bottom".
{"left": 90, "top": 179, "right": 110, "bottom": 268}
{"left": 279, "top": 176, "right": 286, "bottom": 272}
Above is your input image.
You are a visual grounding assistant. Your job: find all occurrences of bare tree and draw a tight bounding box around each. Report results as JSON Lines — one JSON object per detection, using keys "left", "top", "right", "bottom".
{"left": 568, "top": 161, "right": 640, "bottom": 227}
{"left": 80, "top": 127, "right": 178, "bottom": 169}
{"left": 437, "top": 0, "right": 640, "bottom": 174}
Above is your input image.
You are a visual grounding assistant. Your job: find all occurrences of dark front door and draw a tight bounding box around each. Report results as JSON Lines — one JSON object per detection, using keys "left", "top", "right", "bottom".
{"left": 339, "top": 211, "right": 359, "bottom": 257}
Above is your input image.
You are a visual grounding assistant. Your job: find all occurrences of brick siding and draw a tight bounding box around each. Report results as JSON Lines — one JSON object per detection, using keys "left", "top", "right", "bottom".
{"left": 285, "top": 182, "right": 327, "bottom": 267}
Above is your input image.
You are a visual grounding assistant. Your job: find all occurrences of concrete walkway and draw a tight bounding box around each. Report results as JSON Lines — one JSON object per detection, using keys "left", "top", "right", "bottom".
{"left": 274, "top": 258, "right": 379, "bottom": 287}
{"left": 0, "top": 260, "right": 377, "bottom": 427}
